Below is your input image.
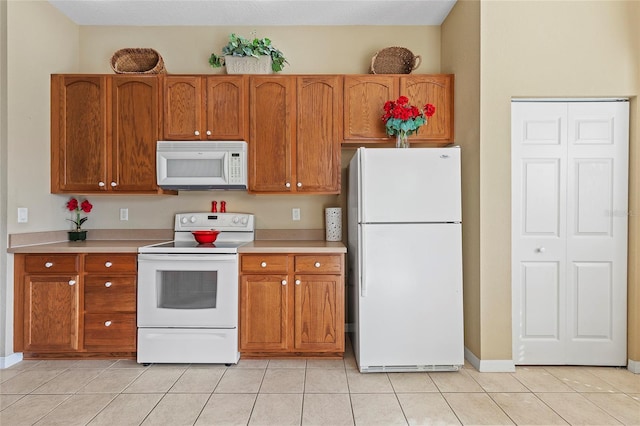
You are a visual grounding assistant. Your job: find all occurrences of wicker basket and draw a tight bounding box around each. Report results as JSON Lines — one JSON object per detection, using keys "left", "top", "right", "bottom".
{"left": 370, "top": 47, "right": 421, "bottom": 74}
{"left": 110, "top": 48, "right": 166, "bottom": 74}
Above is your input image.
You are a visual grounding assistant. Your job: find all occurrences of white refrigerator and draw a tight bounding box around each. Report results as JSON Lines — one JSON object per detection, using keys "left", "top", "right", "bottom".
{"left": 347, "top": 147, "right": 464, "bottom": 372}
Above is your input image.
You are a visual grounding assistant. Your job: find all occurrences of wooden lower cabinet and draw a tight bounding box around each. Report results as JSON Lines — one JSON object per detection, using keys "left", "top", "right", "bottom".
{"left": 239, "top": 253, "right": 345, "bottom": 357}
{"left": 14, "top": 253, "right": 137, "bottom": 358}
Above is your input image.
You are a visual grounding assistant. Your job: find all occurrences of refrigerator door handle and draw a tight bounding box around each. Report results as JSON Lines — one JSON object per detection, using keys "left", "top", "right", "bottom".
{"left": 359, "top": 226, "right": 367, "bottom": 297}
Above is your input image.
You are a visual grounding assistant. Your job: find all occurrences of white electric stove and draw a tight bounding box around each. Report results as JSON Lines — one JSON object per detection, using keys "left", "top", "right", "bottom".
{"left": 137, "top": 212, "right": 254, "bottom": 364}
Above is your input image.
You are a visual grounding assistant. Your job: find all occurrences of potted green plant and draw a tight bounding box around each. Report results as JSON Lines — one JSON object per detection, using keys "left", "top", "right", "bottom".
{"left": 209, "top": 33, "right": 288, "bottom": 74}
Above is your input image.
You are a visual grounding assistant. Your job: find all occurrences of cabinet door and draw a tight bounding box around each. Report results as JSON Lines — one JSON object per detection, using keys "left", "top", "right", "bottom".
{"left": 240, "top": 274, "right": 290, "bottom": 351}
{"left": 343, "top": 75, "right": 397, "bottom": 141}
{"left": 163, "top": 76, "right": 203, "bottom": 140}
{"left": 23, "top": 274, "right": 81, "bottom": 352}
{"left": 206, "top": 76, "right": 247, "bottom": 140}
{"left": 296, "top": 76, "right": 342, "bottom": 193}
{"left": 111, "top": 76, "right": 161, "bottom": 192}
{"left": 51, "top": 75, "right": 109, "bottom": 193}
{"left": 294, "top": 274, "right": 344, "bottom": 352}
{"left": 249, "top": 76, "right": 296, "bottom": 193}
{"left": 401, "top": 75, "right": 454, "bottom": 142}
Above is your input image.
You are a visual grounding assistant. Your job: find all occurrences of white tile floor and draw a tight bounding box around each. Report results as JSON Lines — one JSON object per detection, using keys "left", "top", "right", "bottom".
{"left": 1, "top": 340, "right": 639, "bottom": 426}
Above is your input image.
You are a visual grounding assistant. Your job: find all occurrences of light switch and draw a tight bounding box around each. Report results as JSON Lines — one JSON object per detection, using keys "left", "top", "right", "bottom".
{"left": 120, "top": 208, "right": 128, "bottom": 221}
{"left": 18, "top": 208, "right": 28, "bottom": 223}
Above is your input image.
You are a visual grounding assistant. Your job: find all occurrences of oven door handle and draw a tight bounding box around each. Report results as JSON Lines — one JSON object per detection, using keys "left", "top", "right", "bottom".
{"left": 138, "top": 254, "right": 237, "bottom": 262}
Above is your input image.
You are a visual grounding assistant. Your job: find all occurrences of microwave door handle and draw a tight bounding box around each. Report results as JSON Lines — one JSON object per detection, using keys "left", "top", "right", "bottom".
{"left": 223, "top": 152, "right": 229, "bottom": 181}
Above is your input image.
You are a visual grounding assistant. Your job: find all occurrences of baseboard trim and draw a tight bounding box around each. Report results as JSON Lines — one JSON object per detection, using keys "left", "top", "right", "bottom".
{"left": 0, "top": 352, "right": 23, "bottom": 369}
{"left": 628, "top": 359, "right": 640, "bottom": 374}
{"left": 464, "top": 347, "right": 516, "bottom": 372}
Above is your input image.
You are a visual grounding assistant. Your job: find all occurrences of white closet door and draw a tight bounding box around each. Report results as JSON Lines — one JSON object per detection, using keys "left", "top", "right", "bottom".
{"left": 511, "top": 100, "right": 628, "bottom": 366}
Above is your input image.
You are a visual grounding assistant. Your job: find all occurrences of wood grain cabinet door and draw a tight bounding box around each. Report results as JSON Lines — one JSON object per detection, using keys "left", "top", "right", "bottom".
{"left": 294, "top": 274, "right": 344, "bottom": 352}
{"left": 51, "top": 75, "right": 109, "bottom": 193}
{"left": 401, "top": 75, "right": 454, "bottom": 142}
{"left": 343, "top": 75, "right": 397, "bottom": 141}
{"left": 296, "top": 76, "right": 342, "bottom": 194}
{"left": 23, "top": 274, "right": 81, "bottom": 352}
{"left": 205, "top": 76, "right": 247, "bottom": 140}
{"left": 249, "top": 76, "right": 296, "bottom": 193}
{"left": 240, "top": 274, "right": 290, "bottom": 351}
{"left": 111, "top": 76, "right": 161, "bottom": 192}
{"left": 163, "top": 75, "right": 203, "bottom": 140}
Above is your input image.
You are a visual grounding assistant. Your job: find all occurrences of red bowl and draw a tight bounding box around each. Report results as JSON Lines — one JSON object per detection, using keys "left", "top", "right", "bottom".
{"left": 192, "top": 230, "right": 220, "bottom": 244}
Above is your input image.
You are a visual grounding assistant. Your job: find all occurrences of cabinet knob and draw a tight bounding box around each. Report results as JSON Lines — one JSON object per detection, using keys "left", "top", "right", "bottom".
{"left": 297, "top": 182, "right": 302, "bottom": 188}
{"left": 206, "top": 130, "right": 212, "bottom": 136}
{"left": 104, "top": 321, "right": 112, "bottom": 327}
{"left": 281, "top": 280, "right": 287, "bottom": 286}
{"left": 68, "top": 280, "right": 76, "bottom": 286}
{"left": 285, "top": 182, "right": 291, "bottom": 188}
{"left": 536, "top": 247, "right": 546, "bottom": 253}
{"left": 44, "top": 262, "right": 53, "bottom": 268}
{"left": 261, "top": 262, "right": 267, "bottom": 268}
{"left": 98, "top": 181, "right": 105, "bottom": 187}
{"left": 295, "top": 279, "right": 301, "bottom": 285}
{"left": 110, "top": 181, "right": 117, "bottom": 187}
{"left": 314, "top": 262, "right": 321, "bottom": 268}
{"left": 194, "top": 130, "right": 200, "bottom": 136}
{"left": 104, "top": 281, "right": 112, "bottom": 288}
{"left": 105, "top": 261, "right": 113, "bottom": 268}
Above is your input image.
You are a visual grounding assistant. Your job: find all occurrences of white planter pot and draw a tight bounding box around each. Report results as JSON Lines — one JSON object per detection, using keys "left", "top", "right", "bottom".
{"left": 224, "top": 55, "right": 273, "bottom": 74}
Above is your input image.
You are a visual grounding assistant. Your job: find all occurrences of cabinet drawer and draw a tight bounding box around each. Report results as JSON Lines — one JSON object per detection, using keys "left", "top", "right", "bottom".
{"left": 294, "top": 255, "right": 342, "bottom": 274}
{"left": 84, "top": 254, "right": 137, "bottom": 273}
{"left": 84, "top": 313, "right": 136, "bottom": 350}
{"left": 85, "top": 276, "right": 136, "bottom": 312}
{"left": 241, "top": 254, "right": 289, "bottom": 273}
{"left": 24, "top": 255, "right": 79, "bottom": 273}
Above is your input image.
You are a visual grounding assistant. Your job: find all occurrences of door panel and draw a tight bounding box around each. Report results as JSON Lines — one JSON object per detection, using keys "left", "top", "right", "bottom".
{"left": 512, "top": 100, "right": 628, "bottom": 366}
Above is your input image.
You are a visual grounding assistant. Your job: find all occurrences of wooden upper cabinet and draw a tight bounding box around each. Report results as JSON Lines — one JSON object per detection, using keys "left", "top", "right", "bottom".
{"left": 343, "top": 74, "right": 454, "bottom": 144}
{"left": 163, "top": 76, "right": 202, "bottom": 140}
{"left": 206, "top": 77, "right": 248, "bottom": 140}
{"left": 249, "top": 76, "right": 296, "bottom": 193}
{"left": 401, "top": 75, "right": 454, "bottom": 142}
{"left": 51, "top": 74, "right": 169, "bottom": 194}
{"left": 249, "top": 75, "right": 341, "bottom": 194}
{"left": 296, "top": 76, "right": 342, "bottom": 193}
{"left": 111, "top": 76, "right": 161, "bottom": 192}
{"left": 51, "top": 75, "right": 109, "bottom": 193}
{"left": 163, "top": 75, "right": 247, "bottom": 140}
{"left": 344, "top": 75, "right": 397, "bottom": 141}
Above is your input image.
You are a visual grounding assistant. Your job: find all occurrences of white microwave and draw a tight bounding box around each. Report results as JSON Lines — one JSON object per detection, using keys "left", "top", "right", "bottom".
{"left": 156, "top": 141, "right": 248, "bottom": 190}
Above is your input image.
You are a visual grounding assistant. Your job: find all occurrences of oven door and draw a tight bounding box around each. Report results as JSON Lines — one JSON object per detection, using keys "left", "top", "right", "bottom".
{"left": 137, "top": 253, "right": 238, "bottom": 328}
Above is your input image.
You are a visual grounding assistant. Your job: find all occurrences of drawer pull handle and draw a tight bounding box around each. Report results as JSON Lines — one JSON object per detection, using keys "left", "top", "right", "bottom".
{"left": 281, "top": 280, "right": 287, "bottom": 286}
{"left": 104, "top": 281, "right": 112, "bottom": 288}
{"left": 105, "top": 262, "right": 113, "bottom": 268}
{"left": 295, "top": 279, "right": 301, "bottom": 285}
{"left": 44, "top": 262, "right": 53, "bottom": 268}
{"left": 261, "top": 262, "right": 267, "bottom": 268}
{"left": 314, "top": 262, "right": 321, "bottom": 268}
{"left": 104, "top": 321, "right": 112, "bottom": 327}
{"left": 68, "top": 280, "right": 76, "bottom": 286}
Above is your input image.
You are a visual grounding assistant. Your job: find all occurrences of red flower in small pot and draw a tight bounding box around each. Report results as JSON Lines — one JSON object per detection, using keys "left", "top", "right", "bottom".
{"left": 66, "top": 197, "right": 93, "bottom": 230}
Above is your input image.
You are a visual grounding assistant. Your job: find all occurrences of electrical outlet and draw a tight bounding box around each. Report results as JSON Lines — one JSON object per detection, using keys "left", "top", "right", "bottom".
{"left": 292, "top": 208, "right": 301, "bottom": 221}
{"left": 17, "top": 208, "right": 28, "bottom": 223}
{"left": 120, "top": 208, "right": 129, "bottom": 221}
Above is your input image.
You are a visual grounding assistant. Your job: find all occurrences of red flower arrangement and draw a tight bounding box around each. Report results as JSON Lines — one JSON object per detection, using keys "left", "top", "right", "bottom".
{"left": 66, "top": 197, "right": 93, "bottom": 230}
{"left": 382, "top": 96, "right": 436, "bottom": 139}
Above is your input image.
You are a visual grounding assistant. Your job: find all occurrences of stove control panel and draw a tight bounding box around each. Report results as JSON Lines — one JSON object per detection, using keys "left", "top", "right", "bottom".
{"left": 175, "top": 212, "right": 254, "bottom": 232}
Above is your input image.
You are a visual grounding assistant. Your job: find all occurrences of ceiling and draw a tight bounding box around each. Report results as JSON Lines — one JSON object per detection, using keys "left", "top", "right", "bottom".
{"left": 48, "top": 0, "right": 457, "bottom": 26}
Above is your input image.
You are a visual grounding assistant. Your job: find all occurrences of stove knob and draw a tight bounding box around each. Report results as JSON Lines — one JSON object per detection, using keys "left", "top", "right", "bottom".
{"left": 241, "top": 216, "right": 249, "bottom": 225}
{"left": 190, "top": 216, "right": 197, "bottom": 223}
{"left": 232, "top": 216, "right": 240, "bottom": 224}
{"left": 180, "top": 217, "right": 188, "bottom": 224}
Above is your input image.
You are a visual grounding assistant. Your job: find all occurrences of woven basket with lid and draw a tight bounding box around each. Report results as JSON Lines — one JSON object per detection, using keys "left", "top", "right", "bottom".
{"left": 110, "top": 48, "right": 166, "bottom": 74}
{"left": 370, "top": 47, "right": 421, "bottom": 74}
